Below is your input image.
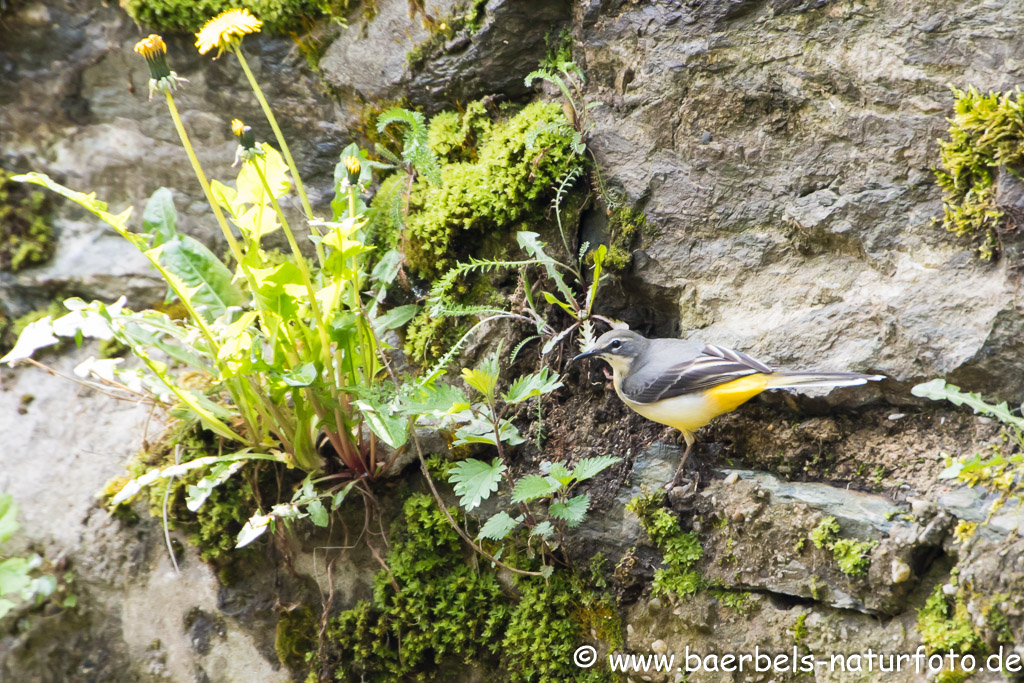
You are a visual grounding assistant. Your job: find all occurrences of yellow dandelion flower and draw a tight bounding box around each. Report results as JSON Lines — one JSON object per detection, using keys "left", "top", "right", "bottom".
{"left": 133, "top": 34, "right": 167, "bottom": 59}
{"left": 231, "top": 118, "right": 247, "bottom": 138}
{"left": 195, "top": 8, "right": 262, "bottom": 57}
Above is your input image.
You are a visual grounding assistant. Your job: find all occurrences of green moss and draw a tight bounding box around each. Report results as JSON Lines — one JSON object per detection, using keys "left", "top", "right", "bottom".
{"left": 917, "top": 584, "right": 982, "bottom": 655}
{"left": 830, "top": 538, "right": 874, "bottom": 577}
{"left": 626, "top": 492, "right": 704, "bottom": 599}
{"left": 276, "top": 606, "right": 317, "bottom": 671}
{"left": 121, "top": 0, "right": 351, "bottom": 33}
{"left": 327, "top": 494, "right": 613, "bottom": 681}
{"left": 597, "top": 205, "right": 646, "bottom": 272}
{"left": 0, "top": 168, "right": 53, "bottom": 274}
{"left": 791, "top": 613, "right": 809, "bottom": 645}
{"left": 402, "top": 310, "right": 466, "bottom": 367}
{"left": 809, "top": 516, "right": 840, "bottom": 550}
{"left": 403, "top": 101, "right": 578, "bottom": 279}
{"left": 710, "top": 590, "right": 753, "bottom": 615}
{"left": 808, "top": 516, "right": 875, "bottom": 576}
{"left": 121, "top": 420, "right": 269, "bottom": 566}
{"left": 935, "top": 86, "right": 1024, "bottom": 259}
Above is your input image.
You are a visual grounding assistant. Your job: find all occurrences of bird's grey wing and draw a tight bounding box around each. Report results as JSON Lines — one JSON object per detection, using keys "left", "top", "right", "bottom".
{"left": 620, "top": 342, "right": 774, "bottom": 403}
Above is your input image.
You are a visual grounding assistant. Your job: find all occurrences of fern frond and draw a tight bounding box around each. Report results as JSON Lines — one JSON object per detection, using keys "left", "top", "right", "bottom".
{"left": 510, "top": 335, "right": 540, "bottom": 363}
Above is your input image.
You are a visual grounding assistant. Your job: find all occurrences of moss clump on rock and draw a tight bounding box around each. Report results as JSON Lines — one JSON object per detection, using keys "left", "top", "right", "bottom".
{"left": 808, "top": 515, "right": 875, "bottom": 577}
{"left": 401, "top": 100, "right": 578, "bottom": 280}
{"left": 626, "top": 492, "right": 704, "bottom": 599}
{"left": 917, "top": 584, "right": 982, "bottom": 654}
{"left": 121, "top": 0, "right": 346, "bottom": 33}
{"left": 1, "top": 168, "right": 53, "bottom": 274}
{"left": 935, "top": 86, "right": 1024, "bottom": 259}
{"left": 326, "top": 493, "right": 613, "bottom": 682}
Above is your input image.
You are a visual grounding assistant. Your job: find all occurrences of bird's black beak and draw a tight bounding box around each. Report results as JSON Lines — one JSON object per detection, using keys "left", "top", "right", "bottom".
{"left": 571, "top": 348, "right": 600, "bottom": 363}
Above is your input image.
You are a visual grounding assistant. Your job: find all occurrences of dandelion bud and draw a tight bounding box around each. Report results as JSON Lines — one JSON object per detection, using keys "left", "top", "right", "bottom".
{"left": 343, "top": 155, "right": 361, "bottom": 186}
{"left": 133, "top": 34, "right": 184, "bottom": 100}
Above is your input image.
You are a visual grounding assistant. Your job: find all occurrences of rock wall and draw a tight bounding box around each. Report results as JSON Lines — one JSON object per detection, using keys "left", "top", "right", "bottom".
{"left": 4, "top": 0, "right": 1024, "bottom": 680}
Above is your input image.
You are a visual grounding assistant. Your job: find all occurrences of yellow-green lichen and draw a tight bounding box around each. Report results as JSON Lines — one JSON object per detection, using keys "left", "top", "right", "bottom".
{"left": 935, "top": 86, "right": 1024, "bottom": 259}
{"left": 1, "top": 168, "right": 53, "bottom": 274}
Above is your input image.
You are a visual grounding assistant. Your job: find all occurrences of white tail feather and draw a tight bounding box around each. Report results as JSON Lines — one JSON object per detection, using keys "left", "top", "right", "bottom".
{"left": 765, "top": 372, "right": 885, "bottom": 390}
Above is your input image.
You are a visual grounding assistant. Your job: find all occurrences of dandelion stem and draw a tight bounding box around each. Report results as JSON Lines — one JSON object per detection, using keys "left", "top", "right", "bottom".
{"left": 164, "top": 91, "right": 247, "bottom": 268}
{"left": 232, "top": 45, "right": 314, "bottom": 223}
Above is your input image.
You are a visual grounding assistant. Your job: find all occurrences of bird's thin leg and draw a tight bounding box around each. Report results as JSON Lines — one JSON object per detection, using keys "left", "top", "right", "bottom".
{"left": 666, "top": 432, "right": 695, "bottom": 489}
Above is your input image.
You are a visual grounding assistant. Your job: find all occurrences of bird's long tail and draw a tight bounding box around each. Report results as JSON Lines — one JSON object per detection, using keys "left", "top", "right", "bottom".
{"left": 764, "top": 371, "right": 885, "bottom": 390}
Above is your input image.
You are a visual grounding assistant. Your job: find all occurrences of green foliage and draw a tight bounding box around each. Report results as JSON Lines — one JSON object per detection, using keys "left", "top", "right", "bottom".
{"left": 914, "top": 379, "right": 1024, "bottom": 518}
{"left": 626, "top": 492, "right": 704, "bottom": 599}
{"left": 121, "top": 0, "right": 350, "bottom": 33}
{"left": 917, "top": 584, "right": 982, "bottom": 654}
{"left": 328, "top": 494, "right": 612, "bottom": 682}
{"left": 810, "top": 516, "right": 840, "bottom": 550}
{"left": 0, "top": 168, "right": 53, "bottom": 273}
{"left": 934, "top": 86, "right": 1024, "bottom": 259}
{"left": 808, "top": 516, "right": 875, "bottom": 577}
{"left": 401, "top": 101, "right": 579, "bottom": 279}
{"left": 434, "top": 354, "right": 616, "bottom": 558}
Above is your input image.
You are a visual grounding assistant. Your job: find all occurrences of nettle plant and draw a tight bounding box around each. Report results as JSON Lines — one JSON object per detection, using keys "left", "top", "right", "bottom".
{"left": 2, "top": 16, "right": 422, "bottom": 547}
{"left": 427, "top": 353, "right": 620, "bottom": 572}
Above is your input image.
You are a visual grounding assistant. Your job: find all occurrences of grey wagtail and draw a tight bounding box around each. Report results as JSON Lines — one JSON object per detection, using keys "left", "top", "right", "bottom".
{"left": 572, "top": 329, "right": 884, "bottom": 484}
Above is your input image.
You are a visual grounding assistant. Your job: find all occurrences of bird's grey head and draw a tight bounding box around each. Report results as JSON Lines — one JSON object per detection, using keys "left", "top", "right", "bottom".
{"left": 572, "top": 330, "right": 647, "bottom": 368}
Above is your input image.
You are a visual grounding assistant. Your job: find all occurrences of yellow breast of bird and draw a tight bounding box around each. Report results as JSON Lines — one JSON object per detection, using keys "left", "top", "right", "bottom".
{"left": 613, "top": 371, "right": 770, "bottom": 435}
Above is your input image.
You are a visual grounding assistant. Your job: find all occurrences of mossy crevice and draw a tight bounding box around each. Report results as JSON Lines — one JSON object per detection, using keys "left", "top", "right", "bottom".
{"left": 324, "top": 493, "right": 616, "bottom": 681}
{"left": 626, "top": 492, "right": 704, "bottom": 599}
{"left": 121, "top": 0, "right": 352, "bottom": 34}
{"left": 1, "top": 168, "right": 54, "bottom": 274}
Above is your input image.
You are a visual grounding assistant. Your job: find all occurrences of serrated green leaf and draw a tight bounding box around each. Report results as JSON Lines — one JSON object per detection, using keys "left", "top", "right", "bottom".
{"left": 404, "top": 382, "right": 470, "bottom": 418}
{"left": 280, "top": 363, "right": 318, "bottom": 387}
{"left": 912, "top": 379, "right": 1024, "bottom": 431}
{"left": 548, "top": 463, "right": 573, "bottom": 487}
{"left": 531, "top": 521, "right": 555, "bottom": 539}
{"left": 236, "top": 145, "right": 291, "bottom": 206}
{"left": 448, "top": 458, "right": 506, "bottom": 511}
{"left": 550, "top": 494, "right": 590, "bottom": 528}
{"left": 307, "top": 500, "right": 329, "bottom": 527}
{"left": 571, "top": 455, "right": 622, "bottom": 483}
{"left": 512, "top": 475, "right": 561, "bottom": 503}
{"left": 539, "top": 564, "right": 554, "bottom": 579}
{"left": 462, "top": 360, "right": 499, "bottom": 400}
{"left": 477, "top": 511, "right": 520, "bottom": 541}
{"left": 503, "top": 368, "right": 563, "bottom": 404}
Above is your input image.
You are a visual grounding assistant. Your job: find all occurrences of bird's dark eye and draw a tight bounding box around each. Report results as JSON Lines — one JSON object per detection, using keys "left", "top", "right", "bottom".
{"left": 610, "top": 339, "right": 622, "bottom": 350}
